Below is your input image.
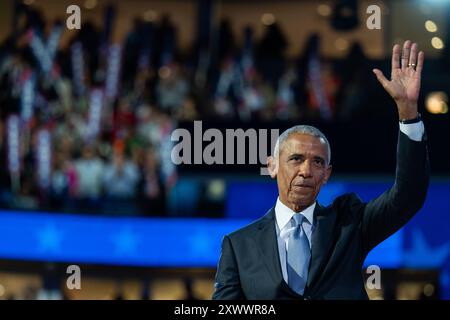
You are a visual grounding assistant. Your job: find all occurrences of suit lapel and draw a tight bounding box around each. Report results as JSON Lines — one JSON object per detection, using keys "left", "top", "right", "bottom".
{"left": 253, "top": 208, "right": 284, "bottom": 284}
{"left": 307, "top": 202, "right": 337, "bottom": 289}
{"left": 254, "top": 207, "right": 302, "bottom": 298}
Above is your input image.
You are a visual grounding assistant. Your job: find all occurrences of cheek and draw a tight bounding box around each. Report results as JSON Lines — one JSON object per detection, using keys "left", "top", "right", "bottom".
{"left": 287, "top": 168, "right": 299, "bottom": 185}
{"left": 282, "top": 174, "right": 293, "bottom": 191}
{"left": 280, "top": 166, "right": 296, "bottom": 185}
{"left": 276, "top": 170, "right": 288, "bottom": 191}
{"left": 314, "top": 170, "right": 327, "bottom": 186}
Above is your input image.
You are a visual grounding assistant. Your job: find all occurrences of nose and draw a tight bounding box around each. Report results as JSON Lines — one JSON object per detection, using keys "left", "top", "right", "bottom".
{"left": 298, "top": 160, "right": 313, "bottom": 178}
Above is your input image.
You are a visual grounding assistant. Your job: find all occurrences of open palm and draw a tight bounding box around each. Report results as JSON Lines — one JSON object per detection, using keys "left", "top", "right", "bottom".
{"left": 373, "top": 40, "right": 424, "bottom": 117}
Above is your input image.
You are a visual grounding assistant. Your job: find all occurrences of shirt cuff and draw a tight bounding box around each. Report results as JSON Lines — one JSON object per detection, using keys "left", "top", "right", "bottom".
{"left": 399, "top": 121, "right": 425, "bottom": 142}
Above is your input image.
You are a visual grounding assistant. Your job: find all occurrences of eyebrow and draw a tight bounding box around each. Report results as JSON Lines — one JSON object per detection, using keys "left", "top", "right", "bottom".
{"left": 287, "top": 153, "right": 326, "bottom": 163}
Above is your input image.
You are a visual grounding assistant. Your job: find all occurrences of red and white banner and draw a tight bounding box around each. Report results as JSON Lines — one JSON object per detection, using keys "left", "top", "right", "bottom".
{"left": 20, "top": 72, "right": 36, "bottom": 122}
{"left": 307, "top": 54, "right": 332, "bottom": 121}
{"left": 85, "top": 89, "right": 104, "bottom": 141}
{"left": 7, "top": 115, "right": 21, "bottom": 175}
{"left": 71, "top": 42, "right": 86, "bottom": 96}
{"left": 105, "top": 44, "right": 122, "bottom": 100}
{"left": 36, "top": 129, "right": 52, "bottom": 189}
{"left": 28, "top": 25, "right": 63, "bottom": 75}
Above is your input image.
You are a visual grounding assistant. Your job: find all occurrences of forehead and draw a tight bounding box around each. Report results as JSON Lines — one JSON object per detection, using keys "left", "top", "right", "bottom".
{"left": 280, "top": 133, "right": 328, "bottom": 157}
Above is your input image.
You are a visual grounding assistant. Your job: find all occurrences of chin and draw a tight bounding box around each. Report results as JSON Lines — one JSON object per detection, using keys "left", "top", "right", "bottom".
{"left": 289, "top": 195, "right": 312, "bottom": 208}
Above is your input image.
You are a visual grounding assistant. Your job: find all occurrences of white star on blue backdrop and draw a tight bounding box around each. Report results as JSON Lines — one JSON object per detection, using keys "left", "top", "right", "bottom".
{"left": 403, "top": 229, "right": 450, "bottom": 268}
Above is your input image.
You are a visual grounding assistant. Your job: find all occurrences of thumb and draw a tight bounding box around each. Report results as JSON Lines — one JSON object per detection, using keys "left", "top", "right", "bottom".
{"left": 372, "top": 68, "right": 390, "bottom": 90}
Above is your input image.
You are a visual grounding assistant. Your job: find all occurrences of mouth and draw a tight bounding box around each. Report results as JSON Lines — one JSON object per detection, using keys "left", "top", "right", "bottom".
{"left": 293, "top": 184, "right": 313, "bottom": 189}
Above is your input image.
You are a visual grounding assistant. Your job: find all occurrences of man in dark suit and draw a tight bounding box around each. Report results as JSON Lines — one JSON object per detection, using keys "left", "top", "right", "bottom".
{"left": 212, "top": 40, "right": 429, "bottom": 300}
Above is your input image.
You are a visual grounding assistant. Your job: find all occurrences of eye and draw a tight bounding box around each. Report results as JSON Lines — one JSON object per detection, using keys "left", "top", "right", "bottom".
{"left": 290, "top": 155, "right": 303, "bottom": 162}
{"left": 313, "top": 158, "right": 325, "bottom": 166}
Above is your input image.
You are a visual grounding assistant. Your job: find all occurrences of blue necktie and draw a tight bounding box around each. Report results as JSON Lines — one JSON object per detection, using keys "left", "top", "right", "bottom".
{"left": 287, "top": 213, "right": 311, "bottom": 295}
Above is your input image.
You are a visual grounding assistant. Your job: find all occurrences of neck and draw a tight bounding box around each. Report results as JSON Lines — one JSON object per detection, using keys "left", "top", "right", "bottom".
{"left": 279, "top": 197, "right": 315, "bottom": 213}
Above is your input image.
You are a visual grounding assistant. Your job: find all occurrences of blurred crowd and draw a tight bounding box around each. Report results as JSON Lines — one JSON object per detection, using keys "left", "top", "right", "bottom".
{"left": 0, "top": 3, "right": 379, "bottom": 215}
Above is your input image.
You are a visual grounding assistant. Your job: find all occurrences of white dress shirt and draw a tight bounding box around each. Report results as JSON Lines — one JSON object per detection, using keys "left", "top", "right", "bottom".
{"left": 275, "top": 198, "right": 316, "bottom": 283}
{"left": 274, "top": 121, "right": 424, "bottom": 284}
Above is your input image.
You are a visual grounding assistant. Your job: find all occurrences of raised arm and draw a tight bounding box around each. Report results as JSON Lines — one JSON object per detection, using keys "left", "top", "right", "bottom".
{"left": 362, "top": 41, "right": 429, "bottom": 253}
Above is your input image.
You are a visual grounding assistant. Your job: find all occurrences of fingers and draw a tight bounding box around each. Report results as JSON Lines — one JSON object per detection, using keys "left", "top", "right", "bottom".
{"left": 409, "top": 42, "right": 418, "bottom": 68}
{"left": 416, "top": 51, "right": 425, "bottom": 74}
{"left": 373, "top": 68, "right": 389, "bottom": 90}
{"left": 392, "top": 44, "right": 401, "bottom": 72}
{"left": 401, "top": 40, "right": 412, "bottom": 69}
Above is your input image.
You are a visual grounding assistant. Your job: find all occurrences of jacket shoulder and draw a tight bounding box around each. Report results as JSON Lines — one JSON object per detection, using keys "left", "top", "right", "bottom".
{"left": 331, "top": 192, "right": 365, "bottom": 207}
{"left": 226, "top": 208, "right": 274, "bottom": 241}
{"left": 328, "top": 192, "right": 366, "bottom": 221}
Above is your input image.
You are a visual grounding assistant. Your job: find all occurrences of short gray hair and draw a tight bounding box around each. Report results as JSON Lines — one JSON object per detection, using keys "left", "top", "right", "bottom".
{"left": 273, "top": 125, "right": 331, "bottom": 164}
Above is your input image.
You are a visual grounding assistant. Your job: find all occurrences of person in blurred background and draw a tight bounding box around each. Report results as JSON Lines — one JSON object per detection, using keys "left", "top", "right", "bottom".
{"left": 155, "top": 63, "right": 189, "bottom": 115}
{"left": 213, "top": 40, "right": 429, "bottom": 300}
{"left": 102, "top": 148, "right": 140, "bottom": 215}
{"left": 73, "top": 144, "right": 104, "bottom": 213}
{"left": 138, "top": 148, "right": 166, "bottom": 216}
{"left": 50, "top": 151, "right": 78, "bottom": 211}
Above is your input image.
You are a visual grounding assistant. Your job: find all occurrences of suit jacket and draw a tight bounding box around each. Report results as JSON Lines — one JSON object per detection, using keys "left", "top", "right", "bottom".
{"left": 212, "top": 131, "right": 429, "bottom": 300}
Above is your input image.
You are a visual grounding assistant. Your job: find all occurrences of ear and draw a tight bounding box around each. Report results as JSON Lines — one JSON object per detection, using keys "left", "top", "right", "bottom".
{"left": 322, "top": 165, "right": 332, "bottom": 184}
{"left": 267, "top": 156, "right": 278, "bottom": 179}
